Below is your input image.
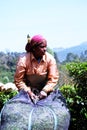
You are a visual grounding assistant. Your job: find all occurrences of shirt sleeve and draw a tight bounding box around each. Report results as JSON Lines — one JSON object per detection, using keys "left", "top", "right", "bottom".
{"left": 42, "top": 56, "right": 59, "bottom": 93}
{"left": 14, "top": 56, "right": 30, "bottom": 91}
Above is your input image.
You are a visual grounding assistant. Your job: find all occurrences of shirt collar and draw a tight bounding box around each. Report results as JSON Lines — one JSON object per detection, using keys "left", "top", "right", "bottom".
{"left": 30, "top": 52, "right": 46, "bottom": 62}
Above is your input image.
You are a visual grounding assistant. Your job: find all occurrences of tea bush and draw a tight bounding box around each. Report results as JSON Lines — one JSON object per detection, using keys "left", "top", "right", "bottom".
{"left": 60, "top": 62, "right": 87, "bottom": 130}
{"left": 0, "top": 90, "right": 18, "bottom": 111}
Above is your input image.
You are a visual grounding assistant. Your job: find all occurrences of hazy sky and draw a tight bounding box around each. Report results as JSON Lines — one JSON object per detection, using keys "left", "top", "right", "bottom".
{"left": 0, "top": 0, "right": 87, "bottom": 52}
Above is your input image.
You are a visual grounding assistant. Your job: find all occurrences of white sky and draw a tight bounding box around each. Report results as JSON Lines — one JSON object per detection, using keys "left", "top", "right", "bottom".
{"left": 0, "top": 0, "right": 87, "bottom": 52}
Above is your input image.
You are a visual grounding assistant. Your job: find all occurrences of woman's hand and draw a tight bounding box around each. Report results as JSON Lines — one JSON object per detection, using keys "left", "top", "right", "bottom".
{"left": 28, "top": 91, "right": 40, "bottom": 104}
{"left": 39, "top": 90, "right": 47, "bottom": 99}
{"left": 24, "top": 87, "right": 38, "bottom": 100}
{"left": 27, "top": 90, "right": 38, "bottom": 100}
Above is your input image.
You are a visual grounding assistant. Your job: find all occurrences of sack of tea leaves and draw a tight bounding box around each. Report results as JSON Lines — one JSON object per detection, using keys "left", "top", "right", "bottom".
{"left": 1, "top": 90, "right": 70, "bottom": 130}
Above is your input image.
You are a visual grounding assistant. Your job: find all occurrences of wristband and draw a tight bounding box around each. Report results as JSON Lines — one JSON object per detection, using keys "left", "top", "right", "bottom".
{"left": 42, "top": 88, "right": 47, "bottom": 93}
{"left": 40, "top": 90, "right": 47, "bottom": 97}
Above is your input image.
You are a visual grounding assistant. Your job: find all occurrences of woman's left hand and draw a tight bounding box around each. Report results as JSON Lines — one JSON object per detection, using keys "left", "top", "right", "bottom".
{"left": 39, "top": 90, "right": 47, "bottom": 99}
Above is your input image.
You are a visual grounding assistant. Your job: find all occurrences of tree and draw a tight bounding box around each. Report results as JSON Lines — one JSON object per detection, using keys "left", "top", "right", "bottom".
{"left": 65, "top": 52, "right": 80, "bottom": 62}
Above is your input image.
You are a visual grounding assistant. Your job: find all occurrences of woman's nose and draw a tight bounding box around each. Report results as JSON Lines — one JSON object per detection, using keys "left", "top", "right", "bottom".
{"left": 44, "top": 47, "right": 46, "bottom": 51}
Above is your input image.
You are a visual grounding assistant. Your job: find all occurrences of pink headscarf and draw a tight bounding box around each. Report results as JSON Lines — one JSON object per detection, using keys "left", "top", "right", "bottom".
{"left": 25, "top": 35, "right": 47, "bottom": 52}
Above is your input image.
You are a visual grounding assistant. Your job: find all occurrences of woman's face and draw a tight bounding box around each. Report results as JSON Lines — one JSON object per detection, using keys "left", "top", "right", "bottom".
{"left": 33, "top": 42, "right": 47, "bottom": 59}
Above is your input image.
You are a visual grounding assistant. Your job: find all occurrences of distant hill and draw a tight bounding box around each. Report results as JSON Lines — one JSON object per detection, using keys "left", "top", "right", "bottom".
{"left": 53, "top": 41, "right": 87, "bottom": 62}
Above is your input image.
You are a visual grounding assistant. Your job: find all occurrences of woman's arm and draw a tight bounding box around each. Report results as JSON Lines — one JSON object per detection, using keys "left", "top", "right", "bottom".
{"left": 14, "top": 56, "right": 31, "bottom": 92}
{"left": 42, "top": 57, "right": 59, "bottom": 93}
{"left": 14, "top": 56, "right": 38, "bottom": 100}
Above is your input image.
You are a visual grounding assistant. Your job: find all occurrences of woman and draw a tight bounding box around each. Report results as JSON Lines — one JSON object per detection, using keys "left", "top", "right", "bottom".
{"left": 14, "top": 34, "right": 59, "bottom": 102}
{"left": 1, "top": 34, "right": 70, "bottom": 130}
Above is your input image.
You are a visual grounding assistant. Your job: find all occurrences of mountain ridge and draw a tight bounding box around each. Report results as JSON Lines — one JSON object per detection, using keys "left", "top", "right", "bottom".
{"left": 53, "top": 41, "right": 87, "bottom": 62}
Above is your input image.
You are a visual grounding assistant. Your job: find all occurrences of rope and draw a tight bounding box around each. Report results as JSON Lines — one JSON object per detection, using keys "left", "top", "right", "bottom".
{"left": 28, "top": 106, "right": 58, "bottom": 130}
{"left": 28, "top": 108, "right": 35, "bottom": 130}
{"left": 47, "top": 107, "right": 58, "bottom": 130}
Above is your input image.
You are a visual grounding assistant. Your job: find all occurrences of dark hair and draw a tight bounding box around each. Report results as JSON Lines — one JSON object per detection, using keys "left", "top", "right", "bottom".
{"left": 25, "top": 43, "right": 32, "bottom": 52}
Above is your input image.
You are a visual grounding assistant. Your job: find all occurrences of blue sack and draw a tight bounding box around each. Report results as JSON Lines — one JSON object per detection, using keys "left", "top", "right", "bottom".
{"left": 1, "top": 90, "right": 70, "bottom": 130}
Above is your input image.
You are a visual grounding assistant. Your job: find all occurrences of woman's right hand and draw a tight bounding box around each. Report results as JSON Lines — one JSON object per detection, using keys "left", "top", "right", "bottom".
{"left": 24, "top": 87, "right": 37, "bottom": 100}
{"left": 28, "top": 91, "right": 38, "bottom": 100}
{"left": 24, "top": 87, "right": 39, "bottom": 103}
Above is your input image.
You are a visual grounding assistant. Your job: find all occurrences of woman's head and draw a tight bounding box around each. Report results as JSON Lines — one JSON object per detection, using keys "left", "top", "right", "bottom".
{"left": 25, "top": 34, "right": 47, "bottom": 58}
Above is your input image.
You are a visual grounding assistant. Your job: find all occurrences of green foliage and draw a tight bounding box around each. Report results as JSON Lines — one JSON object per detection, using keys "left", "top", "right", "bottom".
{"left": 0, "top": 51, "right": 20, "bottom": 83}
{"left": 60, "top": 84, "right": 87, "bottom": 130}
{"left": 60, "top": 62, "right": 87, "bottom": 130}
{"left": 60, "top": 85, "right": 76, "bottom": 105}
{"left": 0, "top": 69, "right": 15, "bottom": 83}
{"left": 0, "top": 90, "right": 18, "bottom": 111}
{"left": 66, "top": 62, "right": 87, "bottom": 80}
{"left": 66, "top": 62, "right": 87, "bottom": 102}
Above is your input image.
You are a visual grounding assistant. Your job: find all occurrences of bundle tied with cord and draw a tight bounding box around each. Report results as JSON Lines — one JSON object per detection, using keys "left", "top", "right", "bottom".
{"left": 1, "top": 90, "right": 70, "bottom": 130}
